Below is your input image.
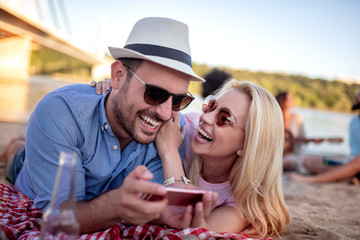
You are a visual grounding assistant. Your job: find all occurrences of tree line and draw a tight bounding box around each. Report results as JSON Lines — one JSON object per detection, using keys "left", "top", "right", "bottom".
{"left": 30, "top": 46, "right": 359, "bottom": 113}
{"left": 192, "top": 63, "right": 360, "bottom": 113}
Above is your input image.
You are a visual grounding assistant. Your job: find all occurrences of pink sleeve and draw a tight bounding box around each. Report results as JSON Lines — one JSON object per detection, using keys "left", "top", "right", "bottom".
{"left": 183, "top": 112, "right": 200, "bottom": 174}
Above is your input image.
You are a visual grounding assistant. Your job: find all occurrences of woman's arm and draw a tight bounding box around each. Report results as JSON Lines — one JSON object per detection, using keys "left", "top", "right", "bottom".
{"left": 156, "top": 113, "right": 219, "bottom": 229}
{"left": 90, "top": 78, "right": 112, "bottom": 94}
{"left": 193, "top": 205, "right": 248, "bottom": 233}
{"left": 155, "top": 113, "right": 186, "bottom": 179}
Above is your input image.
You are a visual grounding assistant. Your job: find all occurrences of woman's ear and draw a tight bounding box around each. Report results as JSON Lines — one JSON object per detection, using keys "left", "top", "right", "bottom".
{"left": 110, "top": 60, "right": 127, "bottom": 89}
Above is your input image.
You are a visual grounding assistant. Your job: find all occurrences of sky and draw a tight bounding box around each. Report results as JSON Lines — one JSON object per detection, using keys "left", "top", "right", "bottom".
{"left": 11, "top": 0, "right": 360, "bottom": 82}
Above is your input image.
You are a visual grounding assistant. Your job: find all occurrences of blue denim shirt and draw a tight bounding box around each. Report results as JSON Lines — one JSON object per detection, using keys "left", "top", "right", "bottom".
{"left": 15, "top": 84, "right": 186, "bottom": 211}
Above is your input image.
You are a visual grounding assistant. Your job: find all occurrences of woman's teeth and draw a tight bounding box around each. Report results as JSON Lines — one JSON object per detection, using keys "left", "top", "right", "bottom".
{"left": 198, "top": 127, "right": 213, "bottom": 141}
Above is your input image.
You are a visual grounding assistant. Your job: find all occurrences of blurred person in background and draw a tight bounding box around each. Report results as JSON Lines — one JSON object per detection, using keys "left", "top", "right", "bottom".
{"left": 291, "top": 90, "right": 360, "bottom": 184}
{"left": 276, "top": 92, "right": 306, "bottom": 171}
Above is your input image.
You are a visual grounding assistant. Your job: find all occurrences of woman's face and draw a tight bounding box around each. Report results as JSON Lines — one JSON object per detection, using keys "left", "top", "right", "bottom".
{"left": 191, "top": 88, "right": 251, "bottom": 161}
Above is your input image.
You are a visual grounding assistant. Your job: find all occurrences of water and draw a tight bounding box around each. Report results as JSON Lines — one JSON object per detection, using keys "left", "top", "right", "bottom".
{"left": 295, "top": 108, "right": 354, "bottom": 157}
{"left": 0, "top": 76, "right": 355, "bottom": 157}
{"left": 0, "top": 75, "right": 82, "bottom": 123}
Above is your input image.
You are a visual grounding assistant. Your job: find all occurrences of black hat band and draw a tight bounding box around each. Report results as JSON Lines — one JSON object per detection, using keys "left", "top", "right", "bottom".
{"left": 124, "top": 43, "right": 192, "bottom": 68}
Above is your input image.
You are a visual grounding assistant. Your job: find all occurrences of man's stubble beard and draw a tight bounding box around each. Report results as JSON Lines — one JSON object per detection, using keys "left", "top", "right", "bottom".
{"left": 112, "top": 94, "right": 158, "bottom": 145}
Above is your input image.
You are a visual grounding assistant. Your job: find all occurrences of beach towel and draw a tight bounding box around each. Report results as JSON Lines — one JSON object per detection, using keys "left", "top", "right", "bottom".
{"left": 0, "top": 184, "right": 271, "bottom": 240}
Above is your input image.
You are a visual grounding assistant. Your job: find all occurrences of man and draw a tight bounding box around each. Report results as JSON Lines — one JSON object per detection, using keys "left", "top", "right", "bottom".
{"left": 3, "top": 17, "right": 210, "bottom": 233}
{"left": 290, "top": 90, "right": 360, "bottom": 184}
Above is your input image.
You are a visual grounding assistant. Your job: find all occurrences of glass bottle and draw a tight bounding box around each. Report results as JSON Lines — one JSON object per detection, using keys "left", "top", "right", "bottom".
{"left": 40, "top": 151, "right": 79, "bottom": 240}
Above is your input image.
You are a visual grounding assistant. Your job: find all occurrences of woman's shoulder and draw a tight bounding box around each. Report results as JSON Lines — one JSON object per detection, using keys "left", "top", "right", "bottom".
{"left": 184, "top": 112, "right": 201, "bottom": 122}
{"left": 184, "top": 112, "right": 200, "bottom": 133}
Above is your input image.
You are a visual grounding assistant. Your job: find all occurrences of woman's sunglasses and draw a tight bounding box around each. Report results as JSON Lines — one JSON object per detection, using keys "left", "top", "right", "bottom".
{"left": 202, "top": 95, "right": 245, "bottom": 130}
{"left": 126, "top": 66, "right": 194, "bottom": 111}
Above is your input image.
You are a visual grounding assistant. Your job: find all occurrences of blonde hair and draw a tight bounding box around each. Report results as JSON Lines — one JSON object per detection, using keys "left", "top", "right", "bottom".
{"left": 188, "top": 80, "right": 289, "bottom": 238}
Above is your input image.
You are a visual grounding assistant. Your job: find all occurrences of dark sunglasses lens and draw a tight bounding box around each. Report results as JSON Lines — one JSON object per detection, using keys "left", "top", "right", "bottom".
{"left": 144, "top": 85, "right": 194, "bottom": 111}
{"left": 173, "top": 96, "right": 194, "bottom": 111}
{"left": 144, "top": 85, "right": 170, "bottom": 105}
{"left": 216, "top": 108, "right": 233, "bottom": 126}
{"left": 202, "top": 96, "right": 216, "bottom": 113}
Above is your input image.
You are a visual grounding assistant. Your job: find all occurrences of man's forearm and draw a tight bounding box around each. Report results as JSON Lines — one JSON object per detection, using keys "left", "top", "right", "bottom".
{"left": 75, "top": 190, "right": 120, "bottom": 234}
{"left": 73, "top": 166, "right": 169, "bottom": 234}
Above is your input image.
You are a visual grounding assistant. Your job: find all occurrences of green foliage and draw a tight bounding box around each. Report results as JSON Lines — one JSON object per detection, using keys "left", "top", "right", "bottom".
{"left": 192, "top": 64, "right": 360, "bottom": 113}
{"left": 29, "top": 49, "right": 359, "bottom": 113}
{"left": 30, "top": 46, "right": 92, "bottom": 77}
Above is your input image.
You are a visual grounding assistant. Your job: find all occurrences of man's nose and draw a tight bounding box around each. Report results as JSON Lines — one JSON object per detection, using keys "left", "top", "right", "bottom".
{"left": 154, "top": 97, "right": 173, "bottom": 121}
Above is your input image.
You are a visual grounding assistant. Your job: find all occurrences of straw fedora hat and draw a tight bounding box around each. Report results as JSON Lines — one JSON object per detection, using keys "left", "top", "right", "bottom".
{"left": 108, "top": 17, "right": 205, "bottom": 82}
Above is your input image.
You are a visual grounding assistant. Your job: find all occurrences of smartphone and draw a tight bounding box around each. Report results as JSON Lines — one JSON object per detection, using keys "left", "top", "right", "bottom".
{"left": 143, "top": 187, "right": 206, "bottom": 207}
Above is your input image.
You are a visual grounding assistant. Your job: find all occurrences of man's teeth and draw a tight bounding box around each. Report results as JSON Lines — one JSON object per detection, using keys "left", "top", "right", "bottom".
{"left": 198, "top": 128, "right": 213, "bottom": 141}
{"left": 140, "top": 115, "right": 161, "bottom": 129}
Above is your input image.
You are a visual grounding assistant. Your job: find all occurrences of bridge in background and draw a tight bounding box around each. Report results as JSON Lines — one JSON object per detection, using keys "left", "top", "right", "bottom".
{"left": 0, "top": 0, "right": 111, "bottom": 80}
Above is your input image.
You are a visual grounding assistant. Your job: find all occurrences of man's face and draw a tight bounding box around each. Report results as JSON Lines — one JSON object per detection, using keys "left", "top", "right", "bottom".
{"left": 111, "top": 61, "right": 191, "bottom": 145}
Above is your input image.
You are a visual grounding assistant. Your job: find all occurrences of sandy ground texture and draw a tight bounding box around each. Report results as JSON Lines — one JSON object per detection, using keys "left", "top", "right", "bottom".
{"left": 0, "top": 120, "right": 359, "bottom": 240}
{"left": 277, "top": 173, "right": 360, "bottom": 240}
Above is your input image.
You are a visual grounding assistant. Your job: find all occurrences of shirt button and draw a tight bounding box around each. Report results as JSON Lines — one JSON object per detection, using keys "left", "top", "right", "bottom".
{"left": 101, "top": 126, "right": 104, "bottom": 131}
{"left": 104, "top": 124, "right": 109, "bottom": 130}
{"left": 113, "top": 145, "right": 118, "bottom": 150}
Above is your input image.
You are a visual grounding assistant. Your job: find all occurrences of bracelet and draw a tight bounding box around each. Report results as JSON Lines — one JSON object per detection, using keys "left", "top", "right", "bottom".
{"left": 164, "top": 176, "right": 191, "bottom": 186}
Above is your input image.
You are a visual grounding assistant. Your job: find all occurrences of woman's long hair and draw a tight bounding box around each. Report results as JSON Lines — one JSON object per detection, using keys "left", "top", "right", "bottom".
{"left": 188, "top": 80, "right": 290, "bottom": 238}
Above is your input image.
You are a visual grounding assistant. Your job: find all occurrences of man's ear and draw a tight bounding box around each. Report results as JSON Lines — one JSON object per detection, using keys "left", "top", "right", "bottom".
{"left": 110, "top": 60, "right": 127, "bottom": 89}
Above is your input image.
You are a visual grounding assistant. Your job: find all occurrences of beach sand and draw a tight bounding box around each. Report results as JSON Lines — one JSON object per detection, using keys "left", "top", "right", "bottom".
{"left": 0, "top": 120, "right": 359, "bottom": 240}
{"left": 278, "top": 173, "right": 360, "bottom": 240}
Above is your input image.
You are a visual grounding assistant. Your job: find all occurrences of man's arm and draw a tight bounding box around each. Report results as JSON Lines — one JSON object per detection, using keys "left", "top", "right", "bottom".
{"left": 21, "top": 89, "right": 169, "bottom": 233}
{"left": 75, "top": 165, "right": 168, "bottom": 233}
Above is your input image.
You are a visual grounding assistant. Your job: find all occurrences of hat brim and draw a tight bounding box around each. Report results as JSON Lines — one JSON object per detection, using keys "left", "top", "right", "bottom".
{"left": 108, "top": 47, "right": 205, "bottom": 82}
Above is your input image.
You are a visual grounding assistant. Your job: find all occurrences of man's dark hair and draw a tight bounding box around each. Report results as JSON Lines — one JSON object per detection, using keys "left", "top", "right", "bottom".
{"left": 117, "top": 58, "right": 143, "bottom": 81}
{"left": 202, "top": 69, "right": 232, "bottom": 98}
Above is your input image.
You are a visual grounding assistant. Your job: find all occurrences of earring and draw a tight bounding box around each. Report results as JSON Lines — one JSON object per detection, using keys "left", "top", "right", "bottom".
{"left": 237, "top": 149, "right": 242, "bottom": 156}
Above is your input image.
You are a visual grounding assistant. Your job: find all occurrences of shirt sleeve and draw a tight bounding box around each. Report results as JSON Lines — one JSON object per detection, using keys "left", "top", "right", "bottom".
{"left": 22, "top": 91, "right": 86, "bottom": 211}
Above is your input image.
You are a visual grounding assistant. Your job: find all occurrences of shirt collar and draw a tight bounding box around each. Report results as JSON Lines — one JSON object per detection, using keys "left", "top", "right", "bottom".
{"left": 99, "top": 90, "right": 111, "bottom": 129}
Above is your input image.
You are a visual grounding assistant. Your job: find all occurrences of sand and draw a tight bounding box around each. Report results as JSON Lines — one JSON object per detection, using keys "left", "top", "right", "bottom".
{"left": 0, "top": 120, "right": 359, "bottom": 240}
{"left": 278, "top": 173, "right": 360, "bottom": 240}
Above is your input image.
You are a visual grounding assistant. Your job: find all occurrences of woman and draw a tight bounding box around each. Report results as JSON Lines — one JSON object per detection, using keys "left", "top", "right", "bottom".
{"left": 275, "top": 92, "right": 306, "bottom": 171}
{"left": 156, "top": 80, "right": 289, "bottom": 238}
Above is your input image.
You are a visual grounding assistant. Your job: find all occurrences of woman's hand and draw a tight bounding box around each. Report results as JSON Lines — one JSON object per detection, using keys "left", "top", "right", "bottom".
{"left": 157, "top": 205, "right": 193, "bottom": 229}
{"left": 156, "top": 190, "right": 218, "bottom": 230}
{"left": 190, "top": 191, "right": 218, "bottom": 228}
{"left": 90, "top": 78, "right": 112, "bottom": 95}
{"left": 155, "top": 113, "right": 186, "bottom": 158}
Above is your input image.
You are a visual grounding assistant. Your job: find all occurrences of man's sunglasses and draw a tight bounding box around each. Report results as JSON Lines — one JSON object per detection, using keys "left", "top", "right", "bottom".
{"left": 126, "top": 66, "right": 194, "bottom": 111}
{"left": 202, "top": 95, "right": 245, "bottom": 131}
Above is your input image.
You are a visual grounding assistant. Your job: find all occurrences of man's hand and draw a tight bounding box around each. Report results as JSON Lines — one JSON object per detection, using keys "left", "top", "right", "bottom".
{"left": 113, "top": 165, "right": 169, "bottom": 225}
{"left": 76, "top": 165, "right": 169, "bottom": 233}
